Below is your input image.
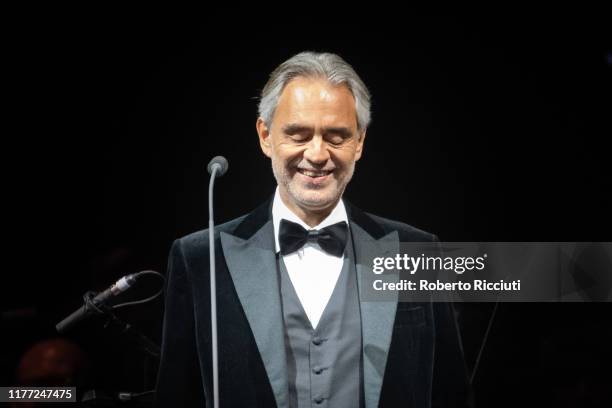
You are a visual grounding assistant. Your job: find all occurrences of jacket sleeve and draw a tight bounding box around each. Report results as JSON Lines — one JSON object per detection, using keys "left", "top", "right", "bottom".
{"left": 155, "top": 239, "right": 207, "bottom": 408}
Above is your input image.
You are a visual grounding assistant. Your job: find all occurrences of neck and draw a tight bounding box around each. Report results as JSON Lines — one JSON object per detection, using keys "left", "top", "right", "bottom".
{"left": 279, "top": 189, "right": 338, "bottom": 228}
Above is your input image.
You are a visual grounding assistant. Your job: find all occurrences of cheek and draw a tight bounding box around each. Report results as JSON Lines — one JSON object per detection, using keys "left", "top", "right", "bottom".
{"left": 275, "top": 144, "right": 306, "bottom": 163}
{"left": 331, "top": 147, "right": 358, "bottom": 168}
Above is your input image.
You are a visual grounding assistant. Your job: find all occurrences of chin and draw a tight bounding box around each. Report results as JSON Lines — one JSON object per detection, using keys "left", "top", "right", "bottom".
{"left": 291, "top": 189, "right": 339, "bottom": 210}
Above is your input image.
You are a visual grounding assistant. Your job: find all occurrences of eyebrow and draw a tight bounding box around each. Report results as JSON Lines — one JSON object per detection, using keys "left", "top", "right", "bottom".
{"left": 282, "top": 124, "right": 313, "bottom": 135}
{"left": 282, "top": 123, "right": 353, "bottom": 138}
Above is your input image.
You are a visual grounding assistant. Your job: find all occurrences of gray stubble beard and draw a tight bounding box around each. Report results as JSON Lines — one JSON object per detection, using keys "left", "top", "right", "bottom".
{"left": 270, "top": 155, "right": 355, "bottom": 210}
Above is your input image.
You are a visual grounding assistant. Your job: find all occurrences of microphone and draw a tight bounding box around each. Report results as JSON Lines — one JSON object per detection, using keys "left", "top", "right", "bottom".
{"left": 56, "top": 274, "right": 138, "bottom": 333}
{"left": 207, "top": 156, "right": 229, "bottom": 177}
{"left": 207, "top": 155, "right": 228, "bottom": 408}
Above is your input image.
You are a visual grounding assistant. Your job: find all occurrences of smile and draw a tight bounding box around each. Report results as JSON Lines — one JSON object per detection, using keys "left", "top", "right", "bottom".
{"left": 297, "top": 169, "right": 333, "bottom": 178}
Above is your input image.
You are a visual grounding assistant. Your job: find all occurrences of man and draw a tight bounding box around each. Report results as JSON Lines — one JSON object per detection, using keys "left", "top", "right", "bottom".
{"left": 155, "top": 52, "right": 468, "bottom": 407}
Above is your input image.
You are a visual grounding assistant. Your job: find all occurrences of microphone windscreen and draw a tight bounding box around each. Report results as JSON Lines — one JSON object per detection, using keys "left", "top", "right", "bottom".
{"left": 207, "top": 156, "right": 229, "bottom": 176}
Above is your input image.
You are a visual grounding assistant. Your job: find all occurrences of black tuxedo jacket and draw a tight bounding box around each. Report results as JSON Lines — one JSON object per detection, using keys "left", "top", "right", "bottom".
{"left": 155, "top": 198, "right": 469, "bottom": 407}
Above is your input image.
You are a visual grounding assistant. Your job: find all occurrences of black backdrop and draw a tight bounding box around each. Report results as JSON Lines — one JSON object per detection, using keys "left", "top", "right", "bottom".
{"left": 3, "top": 8, "right": 611, "bottom": 407}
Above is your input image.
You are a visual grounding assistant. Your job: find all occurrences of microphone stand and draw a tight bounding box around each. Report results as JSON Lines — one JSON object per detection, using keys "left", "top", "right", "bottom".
{"left": 62, "top": 291, "right": 161, "bottom": 406}
{"left": 202, "top": 156, "right": 227, "bottom": 408}
{"left": 209, "top": 165, "right": 221, "bottom": 408}
{"left": 80, "top": 290, "right": 161, "bottom": 359}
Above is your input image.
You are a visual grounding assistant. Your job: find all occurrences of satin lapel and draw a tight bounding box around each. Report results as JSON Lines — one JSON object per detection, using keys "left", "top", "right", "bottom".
{"left": 220, "top": 220, "right": 289, "bottom": 408}
{"left": 351, "top": 222, "right": 400, "bottom": 408}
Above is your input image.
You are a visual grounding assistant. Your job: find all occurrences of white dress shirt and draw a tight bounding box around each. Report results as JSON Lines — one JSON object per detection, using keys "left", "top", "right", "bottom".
{"left": 272, "top": 188, "right": 348, "bottom": 329}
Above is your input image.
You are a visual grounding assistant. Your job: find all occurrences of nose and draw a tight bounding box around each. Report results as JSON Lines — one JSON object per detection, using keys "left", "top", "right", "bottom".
{"left": 303, "top": 135, "right": 330, "bottom": 165}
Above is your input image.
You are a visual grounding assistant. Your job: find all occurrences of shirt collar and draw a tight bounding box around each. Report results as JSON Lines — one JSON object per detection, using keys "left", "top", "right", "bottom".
{"left": 272, "top": 187, "right": 349, "bottom": 253}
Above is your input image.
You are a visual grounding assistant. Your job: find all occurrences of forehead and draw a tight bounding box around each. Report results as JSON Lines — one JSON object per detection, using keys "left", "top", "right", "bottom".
{"left": 274, "top": 77, "right": 357, "bottom": 126}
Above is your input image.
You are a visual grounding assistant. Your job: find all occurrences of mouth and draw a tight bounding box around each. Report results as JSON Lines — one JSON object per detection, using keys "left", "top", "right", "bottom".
{"left": 296, "top": 168, "right": 334, "bottom": 184}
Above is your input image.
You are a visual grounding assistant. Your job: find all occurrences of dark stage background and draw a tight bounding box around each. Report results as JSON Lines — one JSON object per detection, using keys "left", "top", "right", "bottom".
{"left": 3, "top": 8, "right": 611, "bottom": 407}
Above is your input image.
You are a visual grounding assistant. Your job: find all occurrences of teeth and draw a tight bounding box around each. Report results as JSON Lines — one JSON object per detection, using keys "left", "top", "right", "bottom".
{"left": 300, "top": 170, "right": 329, "bottom": 177}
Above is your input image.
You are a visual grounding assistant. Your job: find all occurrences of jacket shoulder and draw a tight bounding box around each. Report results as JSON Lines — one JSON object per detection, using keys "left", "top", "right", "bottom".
{"left": 363, "top": 212, "right": 438, "bottom": 242}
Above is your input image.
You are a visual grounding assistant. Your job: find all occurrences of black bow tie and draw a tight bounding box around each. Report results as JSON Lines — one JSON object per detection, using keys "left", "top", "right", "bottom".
{"left": 279, "top": 219, "right": 348, "bottom": 257}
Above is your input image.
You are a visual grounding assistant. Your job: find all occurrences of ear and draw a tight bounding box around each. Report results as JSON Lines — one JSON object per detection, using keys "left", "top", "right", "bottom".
{"left": 256, "top": 117, "right": 272, "bottom": 158}
{"left": 354, "top": 130, "right": 366, "bottom": 161}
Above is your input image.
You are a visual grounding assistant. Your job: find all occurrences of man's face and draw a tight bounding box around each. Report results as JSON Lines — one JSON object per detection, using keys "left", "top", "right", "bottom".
{"left": 257, "top": 77, "right": 366, "bottom": 216}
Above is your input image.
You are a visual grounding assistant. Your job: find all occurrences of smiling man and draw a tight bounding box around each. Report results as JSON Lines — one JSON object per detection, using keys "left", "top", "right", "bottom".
{"left": 257, "top": 74, "right": 364, "bottom": 226}
{"left": 155, "top": 52, "right": 468, "bottom": 408}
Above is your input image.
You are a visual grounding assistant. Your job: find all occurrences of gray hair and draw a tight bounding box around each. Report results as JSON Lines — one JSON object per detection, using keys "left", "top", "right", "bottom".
{"left": 258, "top": 51, "right": 371, "bottom": 131}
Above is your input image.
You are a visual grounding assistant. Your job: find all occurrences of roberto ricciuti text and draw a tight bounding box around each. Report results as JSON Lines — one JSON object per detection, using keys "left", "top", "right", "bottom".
{"left": 373, "top": 279, "right": 521, "bottom": 292}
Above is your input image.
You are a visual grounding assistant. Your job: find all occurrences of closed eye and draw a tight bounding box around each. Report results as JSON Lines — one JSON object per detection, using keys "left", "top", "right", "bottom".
{"left": 283, "top": 124, "right": 313, "bottom": 142}
{"left": 281, "top": 124, "right": 354, "bottom": 145}
{"left": 289, "top": 133, "right": 311, "bottom": 142}
{"left": 324, "top": 128, "right": 353, "bottom": 145}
